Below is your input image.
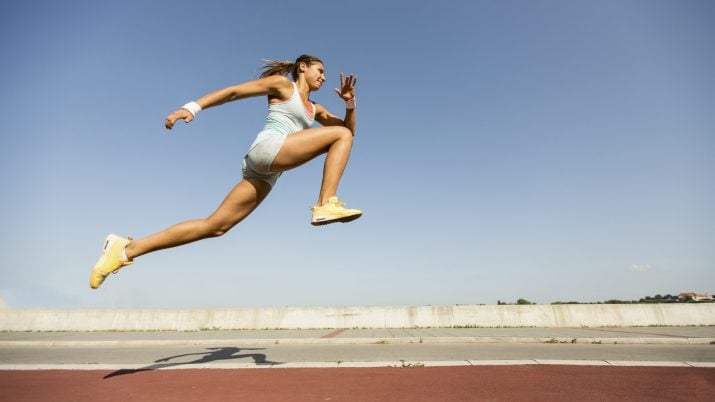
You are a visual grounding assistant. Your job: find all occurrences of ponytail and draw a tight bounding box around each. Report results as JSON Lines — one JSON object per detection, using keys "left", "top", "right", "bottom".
{"left": 258, "top": 60, "right": 294, "bottom": 79}
{"left": 258, "top": 54, "right": 324, "bottom": 81}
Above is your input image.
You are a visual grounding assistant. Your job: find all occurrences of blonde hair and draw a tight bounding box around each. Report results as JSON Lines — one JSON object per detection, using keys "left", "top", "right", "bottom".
{"left": 259, "top": 54, "right": 323, "bottom": 80}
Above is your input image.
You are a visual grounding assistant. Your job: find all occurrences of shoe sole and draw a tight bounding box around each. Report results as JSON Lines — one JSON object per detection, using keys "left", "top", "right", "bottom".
{"left": 311, "top": 213, "right": 362, "bottom": 226}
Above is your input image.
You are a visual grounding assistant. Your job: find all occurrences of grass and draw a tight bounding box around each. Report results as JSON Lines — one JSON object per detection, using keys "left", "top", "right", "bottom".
{"left": 545, "top": 338, "right": 579, "bottom": 344}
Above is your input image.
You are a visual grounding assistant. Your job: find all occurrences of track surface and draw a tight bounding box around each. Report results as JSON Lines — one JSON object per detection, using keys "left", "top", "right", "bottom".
{"left": 2, "top": 365, "right": 714, "bottom": 401}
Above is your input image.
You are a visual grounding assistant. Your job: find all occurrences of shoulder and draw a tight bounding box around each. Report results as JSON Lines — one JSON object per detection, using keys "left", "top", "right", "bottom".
{"left": 260, "top": 74, "right": 292, "bottom": 88}
{"left": 261, "top": 75, "right": 293, "bottom": 100}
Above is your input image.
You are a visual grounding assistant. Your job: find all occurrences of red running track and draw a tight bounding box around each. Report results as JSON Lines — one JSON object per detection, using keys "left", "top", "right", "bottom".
{"left": 1, "top": 366, "right": 713, "bottom": 401}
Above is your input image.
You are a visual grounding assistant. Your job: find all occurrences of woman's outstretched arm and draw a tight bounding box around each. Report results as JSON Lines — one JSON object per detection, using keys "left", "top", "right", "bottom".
{"left": 164, "top": 75, "right": 292, "bottom": 129}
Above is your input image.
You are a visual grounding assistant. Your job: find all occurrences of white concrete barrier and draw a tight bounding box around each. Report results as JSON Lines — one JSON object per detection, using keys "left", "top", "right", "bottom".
{"left": 0, "top": 304, "right": 713, "bottom": 331}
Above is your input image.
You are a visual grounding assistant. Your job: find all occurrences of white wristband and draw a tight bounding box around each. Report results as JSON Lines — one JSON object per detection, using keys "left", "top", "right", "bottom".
{"left": 181, "top": 101, "right": 202, "bottom": 117}
{"left": 345, "top": 98, "right": 356, "bottom": 110}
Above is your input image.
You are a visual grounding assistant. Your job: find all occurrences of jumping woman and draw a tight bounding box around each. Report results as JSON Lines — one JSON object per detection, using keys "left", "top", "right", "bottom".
{"left": 90, "top": 55, "right": 362, "bottom": 289}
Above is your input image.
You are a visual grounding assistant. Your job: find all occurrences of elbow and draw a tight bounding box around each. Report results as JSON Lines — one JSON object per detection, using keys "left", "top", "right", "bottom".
{"left": 226, "top": 86, "right": 243, "bottom": 102}
{"left": 345, "top": 122, "right": 356, "bottom": 136}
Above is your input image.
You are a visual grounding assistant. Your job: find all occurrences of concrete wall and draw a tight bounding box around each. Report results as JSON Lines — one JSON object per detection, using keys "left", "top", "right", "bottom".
{"left": 1, "top": 304, "right": 714, "bottom": 331}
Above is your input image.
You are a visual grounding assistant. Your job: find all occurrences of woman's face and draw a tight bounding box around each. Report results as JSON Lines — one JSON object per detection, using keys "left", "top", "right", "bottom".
{"left": 302, "top": 62, "right": 326, "bottom": 91}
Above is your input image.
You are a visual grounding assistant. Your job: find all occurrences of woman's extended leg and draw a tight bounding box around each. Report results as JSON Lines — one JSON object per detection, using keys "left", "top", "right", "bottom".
{"left": 270, "top": 126, "right": 353, "bottom": 205}
{"left": 90, "top": 178, "right": 272, "bottom": 289}
{"left": 125, "top": 178, "right": 272, "bottom": 259}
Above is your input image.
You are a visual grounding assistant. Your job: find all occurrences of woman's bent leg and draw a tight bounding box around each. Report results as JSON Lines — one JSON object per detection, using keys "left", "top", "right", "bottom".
{"left": 125, "top": 178, "right": 271, "bottom": 259}
{"left": 270, "top": 126, "right": 352, "bottom": 205}
{"left": 270, "top": 126, "right": 361, "bottom": 225}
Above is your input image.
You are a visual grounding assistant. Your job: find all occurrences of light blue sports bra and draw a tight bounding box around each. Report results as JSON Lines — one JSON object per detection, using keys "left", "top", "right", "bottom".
{"left": 262, "top": 81, "right": 315, "bottom": 134}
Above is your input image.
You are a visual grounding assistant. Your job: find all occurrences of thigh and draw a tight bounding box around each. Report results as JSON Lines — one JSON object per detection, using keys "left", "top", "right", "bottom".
{"left": 206, "top": 178, "right": 272, "bottom": 230}
{"left": 270, "top": 126, "right": 350, "bottom": 172}
{"left": 243, "top": 133, "right": 286, "bottom": 188}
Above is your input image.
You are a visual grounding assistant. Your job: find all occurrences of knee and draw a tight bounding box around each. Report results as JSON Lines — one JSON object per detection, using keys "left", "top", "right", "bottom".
{"left": 335, "top": 126, "right": 353, "bottom": 142}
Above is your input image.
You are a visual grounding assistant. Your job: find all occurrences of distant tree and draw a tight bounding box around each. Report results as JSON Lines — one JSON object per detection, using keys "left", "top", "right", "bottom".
{"left": 516, "top": 298, "right": 533, "bottom": 305}
{"left": 605, "top": 299, "right": 633, "bottom": 304}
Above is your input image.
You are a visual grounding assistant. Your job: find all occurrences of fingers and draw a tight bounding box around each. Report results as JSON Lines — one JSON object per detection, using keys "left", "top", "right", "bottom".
{"left": 164, "top": 109, "right": 192, "bottom": 130}
{"left": 335, "top": 72, "right": 357, "bottom": 101}
{"left": 165, "top": 111, "right": 179, "bottom": 129}
{"left": 339, "top": 73, "right": 357, "bottom": 89}
{"left": 345, "top": 74, "right": 356, "bottom": 90}
{"left": 341, "top": 73, "right": 351, "bottom": 88}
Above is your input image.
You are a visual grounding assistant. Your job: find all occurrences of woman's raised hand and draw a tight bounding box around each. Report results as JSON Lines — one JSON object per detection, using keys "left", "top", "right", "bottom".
{"left": 334, "top": 73, "right": 357, "bottom": 101}
{"left": 164, "top": 108, "right": 194, "bottom": 130}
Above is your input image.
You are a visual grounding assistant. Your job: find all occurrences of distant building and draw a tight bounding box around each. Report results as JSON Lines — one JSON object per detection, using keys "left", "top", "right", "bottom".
{"left": 678, "top": 292, "right": 714, "bottom": 301}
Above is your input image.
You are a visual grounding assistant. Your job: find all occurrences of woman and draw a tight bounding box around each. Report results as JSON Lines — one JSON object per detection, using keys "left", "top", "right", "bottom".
{"left": 90, "top": 55, "right": 362, "bottom": 289}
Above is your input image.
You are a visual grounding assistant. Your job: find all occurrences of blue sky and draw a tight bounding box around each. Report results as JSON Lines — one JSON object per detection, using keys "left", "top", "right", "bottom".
{"left": 1, "top": 0, "right": 713, "bottom": 308}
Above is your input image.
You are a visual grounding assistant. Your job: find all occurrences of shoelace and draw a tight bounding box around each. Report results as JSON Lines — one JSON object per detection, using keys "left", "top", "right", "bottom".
{"left": 310, "top": 199, "right": 346, "bottom": 210}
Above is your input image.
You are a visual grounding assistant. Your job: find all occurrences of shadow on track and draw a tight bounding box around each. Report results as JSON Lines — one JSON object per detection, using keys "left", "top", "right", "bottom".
{"left": 103, "top": 346, "right": 281, "bottom": 379}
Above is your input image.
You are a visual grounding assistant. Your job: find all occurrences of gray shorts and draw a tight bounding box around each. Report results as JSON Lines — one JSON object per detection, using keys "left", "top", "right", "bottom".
{"left": 242, "top": 130, "right": 287, "bottom": 188}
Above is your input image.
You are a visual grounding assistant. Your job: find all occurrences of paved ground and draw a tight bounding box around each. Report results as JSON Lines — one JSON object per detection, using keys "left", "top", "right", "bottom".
{"left": 2, "top": 326, "right": 714, "bottom": 345}
{"left": 2, "top": 343, "right": 715, "bottom": 368}
{"left": 1, "top": 327, "right": 713, "bottom": 401}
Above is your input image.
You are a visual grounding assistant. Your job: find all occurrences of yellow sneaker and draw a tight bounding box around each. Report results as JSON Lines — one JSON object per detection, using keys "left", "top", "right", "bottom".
{"left": 311, "top": 196, "right": 362, "bottom": 226}
{"left": 89, "top": 234, "right": 133, "bottom": 289}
